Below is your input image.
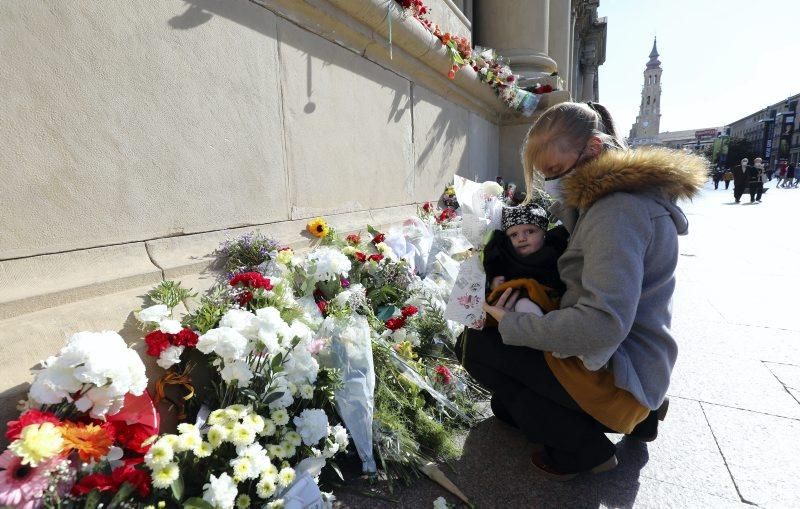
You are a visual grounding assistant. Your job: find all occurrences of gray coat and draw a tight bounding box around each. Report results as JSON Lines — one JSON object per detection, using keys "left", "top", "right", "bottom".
{"left": 499, "top": 147, "right": 708, "bottom": 410}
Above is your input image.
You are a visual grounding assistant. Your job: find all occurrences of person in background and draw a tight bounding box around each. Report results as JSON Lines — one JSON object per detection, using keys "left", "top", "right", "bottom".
{"left": 712, "top": 166, "right": 722, "bottom": 190}
{"left": 776, "top": 161, "right": 788, "bottom": 188}
{"left": 733, "top": 159, "right": 749, "bottom": 203}
{"left": 722, "top": 167, "right": 733, "bottom": 190}
{"left": 747, "top": 158, "right": 765, "bottom": 203}
{"left": 782, "top": 163, "right": 796, "bottom": 188}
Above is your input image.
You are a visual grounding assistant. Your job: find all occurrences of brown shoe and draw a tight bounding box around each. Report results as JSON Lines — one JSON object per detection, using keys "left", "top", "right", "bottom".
{"left": 530, "top": 449, "right": 618, "bottom": 482}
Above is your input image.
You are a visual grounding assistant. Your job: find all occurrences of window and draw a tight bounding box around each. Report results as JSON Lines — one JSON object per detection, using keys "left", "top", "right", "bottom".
{"left": 647, "top": 96, "right": 651, "bottom": 105}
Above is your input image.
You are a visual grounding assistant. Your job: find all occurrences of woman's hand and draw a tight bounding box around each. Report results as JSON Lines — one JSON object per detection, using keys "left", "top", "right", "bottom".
{"left": 490, "top": 276, "right": 506, "bottom": 290}
{"left": 483, "top": 288, "right": 519, "bottom": 323}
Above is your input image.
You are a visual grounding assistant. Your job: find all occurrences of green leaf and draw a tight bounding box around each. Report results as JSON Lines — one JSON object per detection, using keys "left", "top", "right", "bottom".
{"left": 108, "top": 482, "right": 136, "bottom": 508}
{"left": 376, "top": 305, "right": 397, "bottom": 322}
{"left": 366, "top": 224, "right": 379, "bottom": 236}
{"left": 263, "top": 391, "right": 285, "bottom": 405}
{"left": 171, "top": 474, "right": 184, "bottom": 502}
{"left": 183, "top": 498, "right": 215, "bottom": 509}
{"left": 83, "top": 490, "right": 101, "bottom": 509}
{"left": 271, "top": 353, "right": 284, "bottom": 370}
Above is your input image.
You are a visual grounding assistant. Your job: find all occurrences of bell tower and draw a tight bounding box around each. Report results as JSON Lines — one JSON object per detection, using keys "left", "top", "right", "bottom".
{"left": 629, "top": 38, "right": 662, "bottom": 146}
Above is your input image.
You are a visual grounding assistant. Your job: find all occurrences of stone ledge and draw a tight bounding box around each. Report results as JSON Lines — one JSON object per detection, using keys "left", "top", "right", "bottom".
{"left": 0, "top": 243, "right": 162, "bottom": 321}
{"left": 255, "top": 0, "right": 507, "bottom": 122}
{"left": 1, "top": 205, "right": 423, "bottom": 322}
{"left": 147, "top": 204, "right": 420, "bottom": 279}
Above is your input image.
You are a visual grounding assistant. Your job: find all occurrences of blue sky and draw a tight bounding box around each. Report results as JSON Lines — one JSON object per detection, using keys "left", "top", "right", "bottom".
{"left": 597, "top": 0, "right": 800, "bottom": 134}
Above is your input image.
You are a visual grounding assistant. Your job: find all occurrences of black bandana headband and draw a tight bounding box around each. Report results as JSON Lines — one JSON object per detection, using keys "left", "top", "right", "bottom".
{"left": 501, "top": 203, "right": 549, "bottom": 232}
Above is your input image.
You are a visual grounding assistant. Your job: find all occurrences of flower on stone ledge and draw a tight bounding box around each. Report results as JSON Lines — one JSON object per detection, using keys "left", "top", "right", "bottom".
{"left": 307, "top": 217, "right": 330, "bottom": 238}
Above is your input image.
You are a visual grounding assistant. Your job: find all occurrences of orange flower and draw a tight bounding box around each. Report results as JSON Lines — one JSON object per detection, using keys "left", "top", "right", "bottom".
{"left": 306, "top": 217, "right": 330, "bottom": 238}
{"left": 60, "top": 422, "right": 114, "bottom": 462}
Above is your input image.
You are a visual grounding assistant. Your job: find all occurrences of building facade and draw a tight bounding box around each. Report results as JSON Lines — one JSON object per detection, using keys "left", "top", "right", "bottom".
{"left": 728, "top": 93, "right": 800, "bottom": 169}
{"left": 628, "top": 38, "right": 662, "bottom": 146}
{"left": 658, "top": 128, "right": 724, "bottom": 152}
{"left": 0, "top": 1, "right": 607, "bottom": 429}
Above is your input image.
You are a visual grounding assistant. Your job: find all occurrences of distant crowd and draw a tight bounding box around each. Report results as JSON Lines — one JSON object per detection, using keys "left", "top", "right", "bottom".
{"left": 710, "top": 159, "right": 798, "bottom": 204}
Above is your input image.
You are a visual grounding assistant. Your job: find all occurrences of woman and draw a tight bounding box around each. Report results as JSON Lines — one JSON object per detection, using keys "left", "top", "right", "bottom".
{"left": 458, "top": 102, "right": 707, "bottom": 480}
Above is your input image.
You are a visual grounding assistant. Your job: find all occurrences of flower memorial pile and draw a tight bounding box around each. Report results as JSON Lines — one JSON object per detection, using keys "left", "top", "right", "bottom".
{"left": 0, "top": 202, "right": 491, "bottom": 507}
{"left": 392, "top": 0, "right": 541, "bottom": 116}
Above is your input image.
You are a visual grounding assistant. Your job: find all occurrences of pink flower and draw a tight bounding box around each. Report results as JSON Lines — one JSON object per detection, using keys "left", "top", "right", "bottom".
{"left": 307, "top": 338, "right": 326, "bottom": 355}
{"left": 435, "top": 365, "right": 453, "bottom": 385}
{"left": 0, "top": 450, "right": 72, "bottom": 509}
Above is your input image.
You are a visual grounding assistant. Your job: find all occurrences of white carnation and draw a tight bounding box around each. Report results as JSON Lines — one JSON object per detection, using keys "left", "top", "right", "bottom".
{"left": 255, "top": 307, "right": 291, "bottom": 354}
{"left": 138, "top": 304, "right": 170, "bottom": 324}
{"left": 330, "top": 424, "right": 349, "bottom": 449}
{"left": 203, "top": 473, "right": 238, "bottom": 509}
{"left": 220, "top": 309, "right": 259, "bottom": 340}
{"left": 433, "top": 496, "right": 450, "bottom": 509}
{"left": 157, "top": 345, "right": 185, "bottom": 369}
{"left": 197, "top": 327, "right": 249, "bottom": 362}
{"left": 267, "top": 378, "right": 294, "bottom": 410}
{"left": 292, "top": 408, "right": 329, "bottom": 446}
{"left": 29, "top": 331, "right": 147, "bottom": 419}
{"left": 302, "top": 247, "right": 351, "bottom": 283}
{"left": 283, "top": 344, "right": 319, "bottom": 386}
{"left": 220, "top": 360, "right": 254, "bottom": 387}
{"left": 159, "top": 319, "right": 183, "bottom": 334}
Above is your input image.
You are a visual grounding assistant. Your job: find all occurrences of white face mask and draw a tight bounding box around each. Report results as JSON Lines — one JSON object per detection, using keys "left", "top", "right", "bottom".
{"left": 544, "top": 178, "right": 564, "bottom": 202}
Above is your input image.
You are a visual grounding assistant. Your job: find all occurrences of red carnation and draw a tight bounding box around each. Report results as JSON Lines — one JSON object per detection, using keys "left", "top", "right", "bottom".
{"left": 401, "top": 305, "right": 419, "bottom": 318}
{"left": 355, "top": 251, "right": 367, "bottom": 263}
{"left": 372, "top": 233, "right": 385, "bottom": 244}
{"left": 144, "top": 330, "right": 170, "bottom": 357}
{"left": 437, "top": 207, "right": 457, "bottom": 223}
{"left": 317, "top": 300, "right": 329, "bottom": 316}
{"left": 173, "top": 328, "right": 198, "bottom": 348}
{"left": 229, "top": 271, "right": 272, "bottom": 291}
{"left": 368, "top": 254, "right": 384, "bottom": 263}
{"left": 422, "top": 202, "right": 433, "bottom": 213}
{"left": 236, "top": 291, "right": 254, "bottom": 307}
{"left": 435, "top": 364, "right": 453, "bottom": 385}
{"left": 72, "top": 472, "right": 116, "bottom": 496}
{"left": 110, "top": 421, "right": 157, "bottom": 455}
{"left": 111, "top": 464, "right": 152, "bottom": 498}
{"left": 5, "top": 409, "right": 61, "bottom": 440}
{"left": 385, "top": 317, "right": 406, "bottom": 331}
{"left": 346, "top": 234, "right": 362, "bottom": 245}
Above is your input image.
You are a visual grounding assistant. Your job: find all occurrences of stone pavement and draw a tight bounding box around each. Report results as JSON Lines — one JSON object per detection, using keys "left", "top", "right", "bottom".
{"left": 335, "top": 181, "right": 800, "bottom": 508}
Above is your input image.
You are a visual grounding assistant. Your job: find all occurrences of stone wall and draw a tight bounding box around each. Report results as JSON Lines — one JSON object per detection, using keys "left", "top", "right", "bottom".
{"left": 0, "top": 0, "right": 503, "bottom": 426}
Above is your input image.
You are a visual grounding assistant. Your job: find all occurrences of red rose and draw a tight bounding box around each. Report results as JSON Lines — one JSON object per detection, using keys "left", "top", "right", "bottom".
{"left": 144, "top": 330, "right": 170, "bottom": 357}
{"left": 435, "top": 364, "right": 453, "bottom": 385}
{"left": 5, "top": 409, "right": 61, "bottom": 440}
{"left": 372, "top": 233, "right": 385, "bottom": 244}
{"left": 507, "top": 75, "right": 515, "bottom": 83}
{"left": 401, "top": 305, "right": 419, "bottom": 318}
{"left": 422, "top": 202, "right": 433, "bottom": 213}
{"left": 368, "top": 254, "right": 384, "bottom": 262}
{"left": 317, "top": 300, "right": 329, "bottom": 316}
{"left": 385, "top": 317, "right": 406, "bottom": 331}
{"left": 173, "top": 328, "right": 198, "bottom": 348}
{"left": 72, "top": 473, "right": 115, "bottom": 496}
{"left": 111, "top": 464, "right": 152, "bottom": 498}
{"left": 346, "top": 234, "right": 362, "bottom": 245}
{"left": 355, "top": 252, "right": 367, "bottom": 263}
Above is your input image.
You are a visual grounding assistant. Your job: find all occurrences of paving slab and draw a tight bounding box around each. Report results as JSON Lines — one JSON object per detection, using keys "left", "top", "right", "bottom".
{"left": 763, "top": 361, "right": 800, "bottom": 392}
{"left": 702, "top": 402, "right": 800, "bottom": 508}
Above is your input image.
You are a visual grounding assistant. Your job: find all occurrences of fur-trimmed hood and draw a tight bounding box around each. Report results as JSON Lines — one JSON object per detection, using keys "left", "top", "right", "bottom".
{"left": 562, "top": 147, "right": 709, "bottom": 210}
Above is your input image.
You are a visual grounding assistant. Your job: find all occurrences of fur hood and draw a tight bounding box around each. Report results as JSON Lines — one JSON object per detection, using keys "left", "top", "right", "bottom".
{"left": 562, "top": 147, "right": 709, "bottom": 210}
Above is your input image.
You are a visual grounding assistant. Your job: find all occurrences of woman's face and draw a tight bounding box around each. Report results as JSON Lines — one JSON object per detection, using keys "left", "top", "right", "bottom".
{"left": 535, "top": 136, "right": 601, "bottom": 179}
{"left": 506, "top": 224, "right": 545, "bottom": 255}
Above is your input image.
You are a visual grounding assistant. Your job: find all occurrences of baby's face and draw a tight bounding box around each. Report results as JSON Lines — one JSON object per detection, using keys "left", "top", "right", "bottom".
{"left": 506, "top": 224, "right": 545, "bottom": 256}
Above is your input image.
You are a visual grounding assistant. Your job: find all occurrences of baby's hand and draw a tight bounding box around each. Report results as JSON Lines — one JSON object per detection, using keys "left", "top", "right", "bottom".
{"left": 490, "top": 276, "right": 506, "bottom": 290}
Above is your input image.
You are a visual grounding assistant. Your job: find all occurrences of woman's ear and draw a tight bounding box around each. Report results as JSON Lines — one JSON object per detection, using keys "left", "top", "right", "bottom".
{"left": 586, "top": 136, "right": 604, "bottom": 157}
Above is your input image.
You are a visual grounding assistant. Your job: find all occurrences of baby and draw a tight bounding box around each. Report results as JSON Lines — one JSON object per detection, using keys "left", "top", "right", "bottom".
{"left": 482, "top": 202, "right": 568, "bottom": 319}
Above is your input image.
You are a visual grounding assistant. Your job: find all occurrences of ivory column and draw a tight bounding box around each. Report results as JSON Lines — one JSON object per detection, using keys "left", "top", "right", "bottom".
{"left": 548, "top": 0, "right": 572, "bottom": 86}
{"left": 475, "top": 0, "right": 557, "bottom": 84}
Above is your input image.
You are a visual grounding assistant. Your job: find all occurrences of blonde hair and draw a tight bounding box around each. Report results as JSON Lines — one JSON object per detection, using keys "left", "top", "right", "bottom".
{"left": 520, "top": 102, "right": 627, "bottom": 200}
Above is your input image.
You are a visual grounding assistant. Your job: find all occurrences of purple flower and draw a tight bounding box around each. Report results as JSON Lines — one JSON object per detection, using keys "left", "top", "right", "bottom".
{"left": 340, "top": 278, "right": 350, "bottom": 288}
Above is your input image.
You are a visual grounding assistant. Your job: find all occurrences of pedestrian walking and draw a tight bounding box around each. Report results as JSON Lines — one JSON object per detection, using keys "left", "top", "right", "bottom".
{"left": 733, "top": 159, "right": 748, "bottom": 203}
{"left": 712, "top": 167, "right": 722, "bottom": 190}
{"left": 776, "top": 161, "right": 788, "bottom": 188}
{"left": 747, "top": 159, "right": 764, "bottom": 203}
{"left": 723, "top": 168, "right": 733, "bottom": 190}
{"left": 782, "top": 163, "right": 795, "bottom": 188}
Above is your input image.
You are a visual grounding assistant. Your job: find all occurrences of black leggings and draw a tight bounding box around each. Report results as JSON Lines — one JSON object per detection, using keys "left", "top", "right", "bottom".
{"left": 457, "top": 328, "right": 615, "bottom": 471}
